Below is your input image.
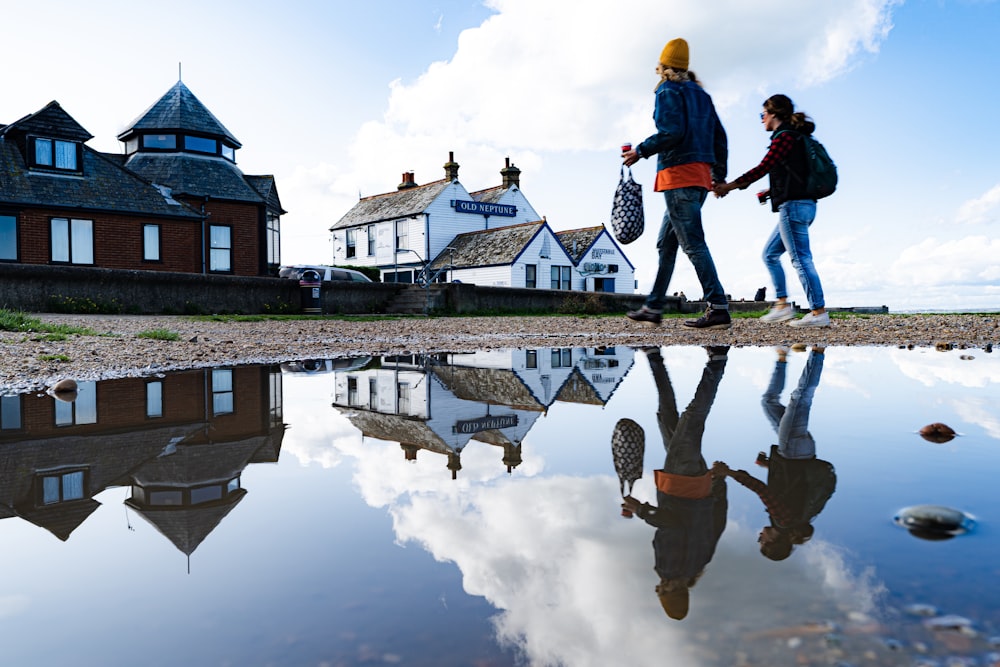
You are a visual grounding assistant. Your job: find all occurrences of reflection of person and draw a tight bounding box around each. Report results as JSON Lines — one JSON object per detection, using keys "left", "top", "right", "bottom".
{"left": 714, "top": 94, "right": 829, "bottom": 328}
{"left": 714, "top": 347, "right": 836, "bottom": 560}
{"left": 622, "top": 346, "right": 729, "bottom": 620}
{"left": 622, "top": 37, "right": 731, "bottom": 330}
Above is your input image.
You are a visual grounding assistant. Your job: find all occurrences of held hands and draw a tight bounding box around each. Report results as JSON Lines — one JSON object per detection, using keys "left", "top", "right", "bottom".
{"left": 712, "top": 181, "right": 737, "bottom": 198}
{"left": 711, "top": 460, "right": 731, "bottom": 478}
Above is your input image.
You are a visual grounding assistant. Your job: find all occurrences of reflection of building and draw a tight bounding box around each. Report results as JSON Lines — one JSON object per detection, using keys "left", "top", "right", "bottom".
{"left": 329, "top": 347, "right": 634, "bottom": 478}
{"left": 0, "top": 366, "right": 284, "bottom": 556}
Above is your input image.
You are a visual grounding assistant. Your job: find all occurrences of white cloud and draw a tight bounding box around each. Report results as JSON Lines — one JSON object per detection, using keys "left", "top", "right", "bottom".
{"left": 342, "top": 0, "right": 899, "bottom": 197}
{"left": 955, "top": 183, "right": 1000, "bottom": 225}
{"left": 889, "top": 236, "right": 1000, "bottom": 288}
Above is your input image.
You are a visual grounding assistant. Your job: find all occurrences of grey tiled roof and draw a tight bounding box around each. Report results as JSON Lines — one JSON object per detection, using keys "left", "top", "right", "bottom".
{"left": 118, "top": 81, "right": 241, "bottom": 147}
{"left": 330, "top": 179, "right": 450, "bottom": 230}
{"left": 3, "top": 101, "right": 92, "bottom": 142}
{"left": 125, "top": 152, "right": 266, "bottom": 203}
{"left": 469, "top": 185, "right": 507, "bottom": 204}
{"left": 430, "top": 365, "right": 544, "bottom": 411}
{"left": 337, "top": 408, "right": 453, "bottom": 454}
{"left": 555, "top": 226, "right": 604, "bottom": 263}
{"left": 129, "top": 491, "right": 246, "bottom": 556}
{"left": 245, "top": 175, "right": 287, "bottom": 215}
{"left": 0, "top": 137, "right": 201, "bottom": 219}
{"left": 427, "top": 221, "right": 544, "bottom": 270}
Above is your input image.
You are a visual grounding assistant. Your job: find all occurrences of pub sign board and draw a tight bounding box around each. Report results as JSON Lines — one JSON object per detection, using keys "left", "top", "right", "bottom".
{"left": 451, "top": 200, "right": 517, "bottom": 217}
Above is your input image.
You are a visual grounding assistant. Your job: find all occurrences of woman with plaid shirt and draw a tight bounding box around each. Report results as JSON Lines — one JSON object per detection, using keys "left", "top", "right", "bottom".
{"left": 715, "top": 94, "right": 829, "bottom": 328}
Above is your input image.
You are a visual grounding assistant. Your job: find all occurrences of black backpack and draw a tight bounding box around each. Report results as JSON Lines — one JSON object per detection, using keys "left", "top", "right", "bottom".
{"left": 776, "top": 130, "right": 838, "bottom": 200}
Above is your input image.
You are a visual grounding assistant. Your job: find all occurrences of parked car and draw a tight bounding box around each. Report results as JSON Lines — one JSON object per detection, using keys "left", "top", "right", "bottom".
{"left": 279, "top": 265, "right": 373, "bottom": 283}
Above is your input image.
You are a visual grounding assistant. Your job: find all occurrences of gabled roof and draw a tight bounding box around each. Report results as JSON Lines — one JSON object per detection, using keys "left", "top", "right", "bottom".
{"left": 124, "top": 152, "right": 266, "bottom": 203}
{"left": 429, "top": 365, "right": 545, "bottom": 412}
{"left": 245, "top": 174, "right": 287, "bottom": 215}
{"left": 0, "top": 137, "right": 202, "bottom": 219}
{"left": 118, "top": 81, "right": 241, "bottom": 147}
{"left": 427, "top": 220, "right": 547, "bottom": 270}
{"left": 556, "top": 226, "right": 605, "bottom": 263}
{"left": 330, "top": 179, "right": 451, "bottom": 230}
{"left": 0, "top": 101, "right": 92, "bottom": 142}
{"left": 469, "top": 185, "right": 508, "bottom": 204}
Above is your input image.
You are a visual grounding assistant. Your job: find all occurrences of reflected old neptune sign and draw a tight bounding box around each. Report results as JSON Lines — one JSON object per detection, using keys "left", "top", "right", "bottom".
{"left": 451, "top": 199, "right": 517, "bottom": 216}
{"left": 453, "top": 414, "right": 519, "bottom": 434}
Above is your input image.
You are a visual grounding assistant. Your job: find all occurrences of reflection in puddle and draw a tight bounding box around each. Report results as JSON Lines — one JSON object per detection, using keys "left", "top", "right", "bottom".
{"left": 1, "top": 346, "right": 999, "bottom": 666}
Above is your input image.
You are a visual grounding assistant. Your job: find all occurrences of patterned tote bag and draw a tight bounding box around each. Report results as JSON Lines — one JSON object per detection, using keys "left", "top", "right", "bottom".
{"left": 610, "top": 166, "right": 644, "bottom": 244}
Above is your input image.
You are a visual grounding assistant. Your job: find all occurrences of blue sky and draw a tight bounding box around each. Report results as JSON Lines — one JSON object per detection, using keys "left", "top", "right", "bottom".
{"left": 3, "top": 0, "right": 998, "bottom": 311}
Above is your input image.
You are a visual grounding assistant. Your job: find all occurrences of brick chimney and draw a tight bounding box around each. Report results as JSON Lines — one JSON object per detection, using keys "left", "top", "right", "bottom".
{"left": 397, "top": 171, "right": 418, "bottom": 190}
{"left": 501, "top": 157, "right": 520, "bottom": 189}
{"left": 443, "top": 151, "right": 460, "bottom": 181}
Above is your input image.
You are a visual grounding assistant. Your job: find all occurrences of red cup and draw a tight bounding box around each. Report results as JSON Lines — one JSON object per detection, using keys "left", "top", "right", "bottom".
{"left": 621, "top": 507, "right": 633, "bottom": 518}
{"left": 621, "top": 143, "right": 632, "bottom": 153}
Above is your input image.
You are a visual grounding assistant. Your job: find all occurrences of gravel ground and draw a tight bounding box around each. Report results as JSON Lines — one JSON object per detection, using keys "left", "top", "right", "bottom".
{"left": 2, "top": 312, "right": 998, "bottom": 394}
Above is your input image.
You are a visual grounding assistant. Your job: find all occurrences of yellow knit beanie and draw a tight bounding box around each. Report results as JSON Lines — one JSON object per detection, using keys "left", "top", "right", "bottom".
{"left": 660, "top": 38, "right": 689, "bottom": 71}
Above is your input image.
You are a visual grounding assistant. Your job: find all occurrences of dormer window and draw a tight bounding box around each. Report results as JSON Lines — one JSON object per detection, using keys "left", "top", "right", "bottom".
{"left": 143, "top": 134, "right": 176, "bottom": 149}
{"left": 30, "top": 137, "right": 79, "bottom": 171}
{"left": 184, "top": 135, "right": 218, "bottom": 154}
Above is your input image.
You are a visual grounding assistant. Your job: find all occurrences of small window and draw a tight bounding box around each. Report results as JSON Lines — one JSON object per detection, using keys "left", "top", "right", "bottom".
{"left": 143, "top": 224, "right": 161, "bottom": 261}
{"left": 54, "top": 380, "right": 97, "bottom": 426}
{"left": 266, "top": 214, "right": 280, "bottom": 268}
{"left": 395, "top": 221, "right": 408, "bottom": 251}
{"left": 209, "top": 225, "right": 232, "bottom": 272}
{"left": 146, "top": 381, "right": 163, "bottom": 418}
{"left": 347, "top": 377, "right": 359, "bottom": 406}
{"left": 212, "top": 369, "right": 234, "bottom": 415}
{"left": 397, "top": 382, "right": 411, "bottom": 413}
{"left": 367, "top": 225, "right": 376, "bottom": 255}
{"left": 143, "top": 134, "right": 176, "bottom": 149}
{"left": 525, "top": 264, "right": 536, "bottom": 289}
{"left": 0, "top": 214, "right": 17, "bottom": 261}
{"left": 1, "top": 395, "right": 22, "bottom": 430}
{"left": 551, "top": 348, "right": 573, "bottom": 368}
{"left": 525, "top": 350, "right": 538, "bottom": 369}
{"left": 51, "top": 218, "right": 94, "bottom": 265}
{"left": 550, "top": 265, "right": 571, "bottom": 290}
{"left": 39, "top": 469, "right": 86, "bottom": 505}
{"left": 221, "top": 144, "right": 235, "bottom": 161}
{"left": 346, "top": 229, "right": 357, "bottom": 258}
{"left": 184, "top": 135, "right": 217, "bottom": 154}
{"left": 32, "top": 138, "right": 79, "bottom": 171}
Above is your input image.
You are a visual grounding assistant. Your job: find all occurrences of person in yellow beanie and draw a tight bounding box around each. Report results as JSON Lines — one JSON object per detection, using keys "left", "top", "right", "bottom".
{"left": 624, "top": 38, "right": 730, "bottom": 330}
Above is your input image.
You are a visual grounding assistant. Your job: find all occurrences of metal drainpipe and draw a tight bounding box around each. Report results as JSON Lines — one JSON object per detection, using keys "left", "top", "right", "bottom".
{"left": 200, "top": 197, "right": 209, "bottom": 274}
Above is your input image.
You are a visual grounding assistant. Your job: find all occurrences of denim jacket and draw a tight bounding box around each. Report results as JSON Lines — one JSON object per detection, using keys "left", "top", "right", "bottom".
{"left": 636, "top": 78, "right": 728, "bottom": 184}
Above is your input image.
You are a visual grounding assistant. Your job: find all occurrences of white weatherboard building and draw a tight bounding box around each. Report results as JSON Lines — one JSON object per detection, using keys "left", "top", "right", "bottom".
{"left": 329, "top": 154, "right": 635, "bottom": 292}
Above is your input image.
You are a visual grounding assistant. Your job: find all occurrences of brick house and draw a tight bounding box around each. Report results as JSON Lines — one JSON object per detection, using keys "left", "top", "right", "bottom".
{"left": 0, "top": 81, "right": 285, "bottom": 277}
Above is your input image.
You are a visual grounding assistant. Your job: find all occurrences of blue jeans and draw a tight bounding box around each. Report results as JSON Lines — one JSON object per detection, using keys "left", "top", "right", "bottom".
{"left": 762, "top": 200, "right": 824, "bottom": 310}
{"left": 645, "top": 187, "right": 727, "bottom": 311}
{"left": 761, "top": 350, "right": 824, "bottom": 460}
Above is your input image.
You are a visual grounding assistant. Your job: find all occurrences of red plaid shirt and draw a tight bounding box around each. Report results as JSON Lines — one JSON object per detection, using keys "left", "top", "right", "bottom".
{"left": 731, "top": 469, "right": 793, "bottom": 527}
{"left": 732, "top": 131, "right": 796, "bottom": 190}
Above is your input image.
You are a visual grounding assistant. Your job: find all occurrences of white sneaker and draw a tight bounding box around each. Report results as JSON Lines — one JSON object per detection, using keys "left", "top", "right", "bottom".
{"left": 788, "top": 311, "right": 831, "bottom": 328}
{"left": 760, "top": 304, "right": 794, "bottom": 323}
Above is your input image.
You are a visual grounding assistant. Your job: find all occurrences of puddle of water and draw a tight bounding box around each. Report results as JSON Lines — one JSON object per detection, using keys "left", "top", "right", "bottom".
{"left": 1, "top": 346, "right": 998, "bottom": 666}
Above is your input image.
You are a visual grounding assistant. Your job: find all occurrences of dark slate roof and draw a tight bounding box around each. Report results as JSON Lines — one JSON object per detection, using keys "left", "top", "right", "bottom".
{"left": 118, "top": 81, "right": 241, "bottom": 147}
{"left": 330, "top": 179, "right": 451, "bottom": 231}
{"left": 245, "top": 174, "right": 287, "bottom": 215}
{"left": 1, "top": 101, "right": 92, "bottom": 142}
{"left": 430, "top": 365, "right": 544, "bottom": 411}
{"left": 556, "top": 367, "right": 605, "bottom": 405}
{"left": 128, "top": 490, "right": 246, "bottom": 556}
{"left": 556, "top": 226, "right": 604, "bottom": 263}
{"left": 124, "top": 152, "right": 265, "bottom": 203}
{"left": 469, "top": 185, "right": 507, "bottom": 204}
{"left": 427, "top": 221, "right": 544, "bottom": 270}
{"left": 0, "top": 137, "right": 202, "bottom": 219}
{"left": 336, "top": 408, "right": 455, "bottom": 454}
{"left": 17, "top": 499, "right": 101, "bottom": 542}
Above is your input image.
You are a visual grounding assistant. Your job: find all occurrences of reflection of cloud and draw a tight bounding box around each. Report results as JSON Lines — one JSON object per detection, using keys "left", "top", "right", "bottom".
{"left": 891, "top": 348, "right": 1000, "bottom": 388}
{"left": 0, "top": 595, "right": 30, "bottom": 619}
{"left": 952, "top": 398, "right": 1000, "bottom": 440}
{"left": 804, "top": 541, "right": 885, "bottom": 615}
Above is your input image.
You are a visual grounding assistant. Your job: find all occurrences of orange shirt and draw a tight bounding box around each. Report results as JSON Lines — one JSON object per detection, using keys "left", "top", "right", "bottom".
{"left": 654, "top": 162, "right": 713, "bottom": 192}
{"left": 654, "top": 469, "right": 713, "bottom": 499}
